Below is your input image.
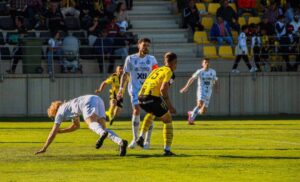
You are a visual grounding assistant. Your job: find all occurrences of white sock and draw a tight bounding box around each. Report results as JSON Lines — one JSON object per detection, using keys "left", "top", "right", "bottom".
{"left": 107, "top": 130, "right": 123, "bottom": 146}
{"left": 191, "top": 106, "right": 199, "bottom": 121}
{"left": 144, "top": 123, "right": 153, "bottom": 143}
{"left": 132, "top": 114, "right": 140, "bottom": 141}
{"left": 88, "top": 122, "right": 106, "bottom": 136}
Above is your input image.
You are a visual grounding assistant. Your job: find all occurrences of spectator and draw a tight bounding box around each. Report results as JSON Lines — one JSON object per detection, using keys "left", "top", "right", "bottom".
{"left": 216, "top": 0, "right": 239, "bottom": 31}
{"left": 263, "top": 2, "right": 283, "bottom": 25}
{"left": 62, "top": 34, "right": 81, "bottom": 73}
{"left": 60, "top": 0, "right": 80, "bottom": 19}
{"left": 279, "top": 25, "right": 297, "bottom": 71}
{"left": 94, "top": 30, "right": 115, "bottom": 73}
{"left": 105, "top": 16, "right": 120, "bottom": 38}
{"left": 284, "top": 3, "right": 295, "bottom": 23}
{"left": 232, "top": 25, "right": 255, "bottom": 73}
{"left": 25, "top": 0, "right": 43, "bottom": 28}
{"left": 250, "top": 24, "right": 262, "bottom": 71}
{"left": 47, "top": 30, "right": 63, "bottom": 75}
{"left": 114, "top": 2, "right": 129, "bottom": 31}
{"left": 259, "top": 16, "right": 276, "bottom": 36}
{"left": 210, "top": 16, "right": 233, "bottom": 46}
{"left": 45, "top": 2, "right": 65, "bottom": 32}
{"left": 237, "top": 0, "right": 258, "bottom": 16}
{"left": 182, "top": 0, "right": 204, "bottom": 32}
{"left": 295, "top": 27, "right": 300, "bottom": 71}
{"left": 113, "top": 30, "right": 129, "bottom": 60}
{"left": 6, "top": 16, "right": 27, "bottom": 74}
{"left": 290, "top": 15, "right": 300, "bottom": 34}
{"left": 8, "top": 0, "right": 28, "bottom": 18}
{"left": 88, "top": 17, "right": 103, "bottom": 46}
{"left": 275, "top": 15, "right": 286, "bottom": 39}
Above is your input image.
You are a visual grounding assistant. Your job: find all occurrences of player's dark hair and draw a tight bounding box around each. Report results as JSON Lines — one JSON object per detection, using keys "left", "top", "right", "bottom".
{"left": 202, "top": 58, "right": 210, "bottom": 62}
{"left": 116, "top": 64, "right": 124, "bottom": 68}
{"left": 138, "top": 38, "right": 151, "bottom": 44}
{"left": 164, "top": 52, "right": 177, "bottom": 63}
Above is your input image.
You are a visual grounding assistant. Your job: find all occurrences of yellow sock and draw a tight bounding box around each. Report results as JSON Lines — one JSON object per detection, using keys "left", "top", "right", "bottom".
{"left": 163, "top": 123, "right": 173, "bottom": 150}
{"left": 140, "top": 113, "right": 155, "bottom": 138}
{"left": 108, "top": 105, "right": 116, "bottom": 120}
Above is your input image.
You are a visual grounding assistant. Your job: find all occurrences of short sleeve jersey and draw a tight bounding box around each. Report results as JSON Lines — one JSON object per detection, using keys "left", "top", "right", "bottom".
{"left": 54, "top": 95, "right": 94, "bottom": 124}
{"left": 139, "top": 66, "right": 174, "bottom": 97}
{"left": 104, "top": 73, "right": 128, "bottom": 96}
{"left": 192, "top": 68, "right": 218, "bottom": 92}
{"left": 123, "top": 54, "right": 158, "bottom": 94}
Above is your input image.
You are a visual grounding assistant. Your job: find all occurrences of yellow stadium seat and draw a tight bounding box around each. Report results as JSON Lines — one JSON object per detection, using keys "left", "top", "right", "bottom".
{"left": 194, "top": 31, "right": 210, "bottom": 44}
{"left": 248, "top": 17, "right": 261, "bottom": 25}
{"left": 229, "top": 3, "right": 237, "bottom": 12}
{"left": 202, "top": 16, "right": 213, "bottom": 30}
{"left": 238, "top": 17, "right": 246, "bottom": 26}
{"left": 207, "top": 3, "right": 220, "bottom": 15}
{"left": 218, "top": 46, "right": 235, "bottom": 59}
{"left": 196, "top": 3, "right": 206, "bottom": 11}
{"left": 203, "top": 45, "right": 218, "bottom": 59}
{"left": 202, "top": 0, "right": 213, "bottom": 2}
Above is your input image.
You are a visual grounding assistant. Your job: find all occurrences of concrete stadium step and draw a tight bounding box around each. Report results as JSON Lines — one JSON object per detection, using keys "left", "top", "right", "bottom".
{"left": 153, "top": 43, "right": 197, "bottom": 52}
{"left": 129, "top": 15, "right": 178, "bottom": 21}
{"left": 149, "top": 37, "right": 188, "bottom": 43}
{"left": 131, "top": 28, "right": 188, "bottom": 35}
{"left": 131, "top": 20, "right": 178, "bottom": 29}
{"left": 128, "top": 9, "right": 171, "bottom": 15}
{"left": 131, "top": 5, "right": 170, "bottom": 12}
{"left": 134, "top": 0, "right": 172, "bottom": 6}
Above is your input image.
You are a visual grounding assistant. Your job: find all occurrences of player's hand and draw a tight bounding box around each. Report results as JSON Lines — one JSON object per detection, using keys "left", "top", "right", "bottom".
{"left": 117, "top": 91, "right": 123, "bottom": 100}
{"left": 35, "top": 148, "right": 46, "bottom": 155}
{"left": 180, "top": 87, "right": 188, "bottom": 93}
{"left": 169, "top": 106, "right": 176, "bottom": 114}
{"left": 95, "top": 89, "right": 99, "bottom": 94}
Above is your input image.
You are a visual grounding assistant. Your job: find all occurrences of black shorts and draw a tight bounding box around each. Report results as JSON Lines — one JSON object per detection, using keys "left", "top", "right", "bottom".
{"left": 138, "top": 95, "right": 168, "bottom": 117}
{"left": 110, "top": 92, "right": 123, "bottom": 108}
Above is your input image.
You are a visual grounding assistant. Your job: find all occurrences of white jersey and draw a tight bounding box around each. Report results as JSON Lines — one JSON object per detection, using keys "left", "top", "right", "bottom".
{"left": 123, "top": 53, "right": 158, "bottom": 94}
{"left": 192, "top": 68, "right": 218, "bottom": 96}
{"left": 54, "top": 95, "right": 105, "bottom": 124}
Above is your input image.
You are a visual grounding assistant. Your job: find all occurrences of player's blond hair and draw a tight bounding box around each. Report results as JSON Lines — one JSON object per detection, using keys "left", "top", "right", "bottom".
{"left": 47, "top": 101, "right": 63, "bottom": 118}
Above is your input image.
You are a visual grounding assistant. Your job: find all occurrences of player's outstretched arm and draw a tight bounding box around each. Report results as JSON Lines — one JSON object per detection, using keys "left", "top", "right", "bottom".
{"left": 161, "top": 82, "right": 176, "bottom": 114}
{"left": 95, "top": 81, "right": 107, "bottom": 93}
{"left": 117, "top": 72, "right": 129, "bottom": 99}
{"left": 35, "top": 123, "right": 60, "bottom": 155}
{"left": 180, "top": 77, "right": 195, "bottom": 93}
{"left": 57, "top": 117, "right": 80, "bottom": 134}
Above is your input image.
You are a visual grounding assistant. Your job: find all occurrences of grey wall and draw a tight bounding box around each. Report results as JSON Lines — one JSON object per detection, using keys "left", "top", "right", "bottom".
{"left": 0, "top": 73, "right": 299, "bottom": 117}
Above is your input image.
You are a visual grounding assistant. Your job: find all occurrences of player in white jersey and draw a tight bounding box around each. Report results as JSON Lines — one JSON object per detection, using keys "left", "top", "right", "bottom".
{"left": 180, "top": 58, "right": 218, "bottom": 125}
{"left": 35, "top": 95, "right": 128, "bottom": 156}
{"left": 117, "top": 38, "right": 158, "bottom": 149}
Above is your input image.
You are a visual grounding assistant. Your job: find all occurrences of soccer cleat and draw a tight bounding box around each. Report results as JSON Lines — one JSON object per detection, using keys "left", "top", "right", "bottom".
{"left": 109, "top": 119, "right": 114, "bottom": 126}
{"left": 143, "top": 141, "right": 150, "bottom": 149}
{"left": 95, "top": 131, "right": 108, "bottom": 149}
{"left": 187, "top": 111, "right": 195, "bottom": 125}
{"left": 128, "top": 140, "right": 137, "bottom": 149}
{"left": 231, "top": 69, "right": 240, "bottom": 74}
{"left": 163, "top": 150, "right": 176, "bottom": 156}
{"left": 136, "top": 136, "right": 144, "bottom": 148}
{"left": 250, "top": 67, "right": 257, "bottom": 73}
{"left": 119, "top": 140, "right": 128, "bottom": 156}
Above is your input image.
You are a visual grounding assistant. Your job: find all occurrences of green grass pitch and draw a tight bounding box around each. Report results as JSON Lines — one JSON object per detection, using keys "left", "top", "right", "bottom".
{"left": 0, "top": 119, "right": 300, "bottom": 182}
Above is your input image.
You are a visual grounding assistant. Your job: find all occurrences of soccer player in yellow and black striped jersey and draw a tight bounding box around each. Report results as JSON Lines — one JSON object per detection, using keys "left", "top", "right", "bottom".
{"left": 95, "top": 65, "right": 128, "bottom": 125}
{"left": 136, "top": 52, "right": 177, "bottom": 156}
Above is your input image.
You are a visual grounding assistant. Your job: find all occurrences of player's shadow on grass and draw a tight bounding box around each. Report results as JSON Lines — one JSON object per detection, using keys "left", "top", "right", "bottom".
{"left": 0, "top": 141, "right": 71, "bottom": 144}
{"left": 41, "top": 154, "right": 122, "bottom": 161}
{"left": 198, "top": 154, "right": 300, "bottom": 160}
{"left": 129, "top": 153, "right": 192, "bottom": 158}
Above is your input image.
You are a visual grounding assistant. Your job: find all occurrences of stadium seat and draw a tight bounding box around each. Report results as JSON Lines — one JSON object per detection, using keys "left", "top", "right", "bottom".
{"left": 229, "top": 3, "right": 237, "bottom": 12}
{"left": 194, "top": 31, "right": 209, "bottom": 44}
{"left": 203, "top": 45, "right": 218, "bottom": 58}
{"left": 218, "top": 45, "right": 235, "bottom": 59}
{"left": 0, "top": 16, "right": 15, "bottom": 30}
{"left": 0, "top": 32, "right": 4, "bottom": 45}
{"left": 196, "top": 3, "right": 206, "bottom": 11}
{"left": 231, "top": 30, "right": 238, "bottom": 43}
{"left": 202, "top": 0, "right": 213, "bottom": 2}
{"left": 0, "top": 46, "right": 11, "bottom": 60}
{"left": 39, "top": 31, "right": 52, "bottom": 44}
{"left": 248, "top": 17, "right": 261, "bottom": 25}
{"left": 238, "top": 17, "right": 246, "bottom": 26}
{"left": 207, "top": 3, "right": 220, "bottom": 15}
{"left": 202, "top": 17, "right": 213, "bottom": 30}
{"left": 64, "top": 17, "right": 80, "bottom": 30}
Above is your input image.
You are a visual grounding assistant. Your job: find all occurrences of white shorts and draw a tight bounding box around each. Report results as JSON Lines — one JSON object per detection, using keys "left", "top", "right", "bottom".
{"left": 130, "top": 90, "right": 139, "bottom": 106}
{"left": 197, "top": 90, "right": 212, "bottom": 108}
{"left": 82, "top": 96, "right": 106, "bottom": 120}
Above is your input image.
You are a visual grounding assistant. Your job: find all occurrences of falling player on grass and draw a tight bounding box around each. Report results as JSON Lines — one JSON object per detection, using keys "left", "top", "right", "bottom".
{"left": 180, "top": 58, "right": 218, "bottom": 125}
{"left": 136, "top": 52, "right": 177, "bottom": 156}
{"left": 35, "top": 95, "right": 128, "bottom": 156}
{"left": 117, "top": 38, "right": 158, "bottom": 149}
{"left": 95, "top": 65, "right": 128, "bottom": 125}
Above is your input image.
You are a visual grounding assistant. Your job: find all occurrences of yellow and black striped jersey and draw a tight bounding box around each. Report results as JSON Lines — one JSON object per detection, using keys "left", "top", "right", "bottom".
{"left": 139, "top": 66, "right": 175, "bottom": 97}
{"left": 104, "top": 73, "right": 128, "bottom": 96}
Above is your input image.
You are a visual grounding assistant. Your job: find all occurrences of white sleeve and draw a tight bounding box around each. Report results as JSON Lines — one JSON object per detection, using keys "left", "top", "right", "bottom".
{"left": 123, "top": 56, "right": 131, "bottom": 73}
{"left": 192, "top": 70, "right": 201, "bottom": 79}
{"left": 213, "top": 70, "right": 218, "bottom": 81}
{"left": 54, "top": 113, "right": 63, "bottom": 124}
{"left": 48, "top": 39, "right": 55, "bottom": 48}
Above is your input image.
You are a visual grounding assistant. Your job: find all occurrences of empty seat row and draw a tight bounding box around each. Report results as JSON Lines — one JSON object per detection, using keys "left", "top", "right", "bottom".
{"left": 196, "top": 3, "right": 237, "bottom": 15}
{"left": 194, "top": 31, "right": 238, "bottom": 44}
{"left": 203, "top": 45, "right": 235, "bottom": 59}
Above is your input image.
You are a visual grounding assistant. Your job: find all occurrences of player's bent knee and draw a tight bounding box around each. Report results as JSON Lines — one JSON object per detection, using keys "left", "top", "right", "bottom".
{"left": 160, "top": 112, "right": 172, "bottom": 124}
